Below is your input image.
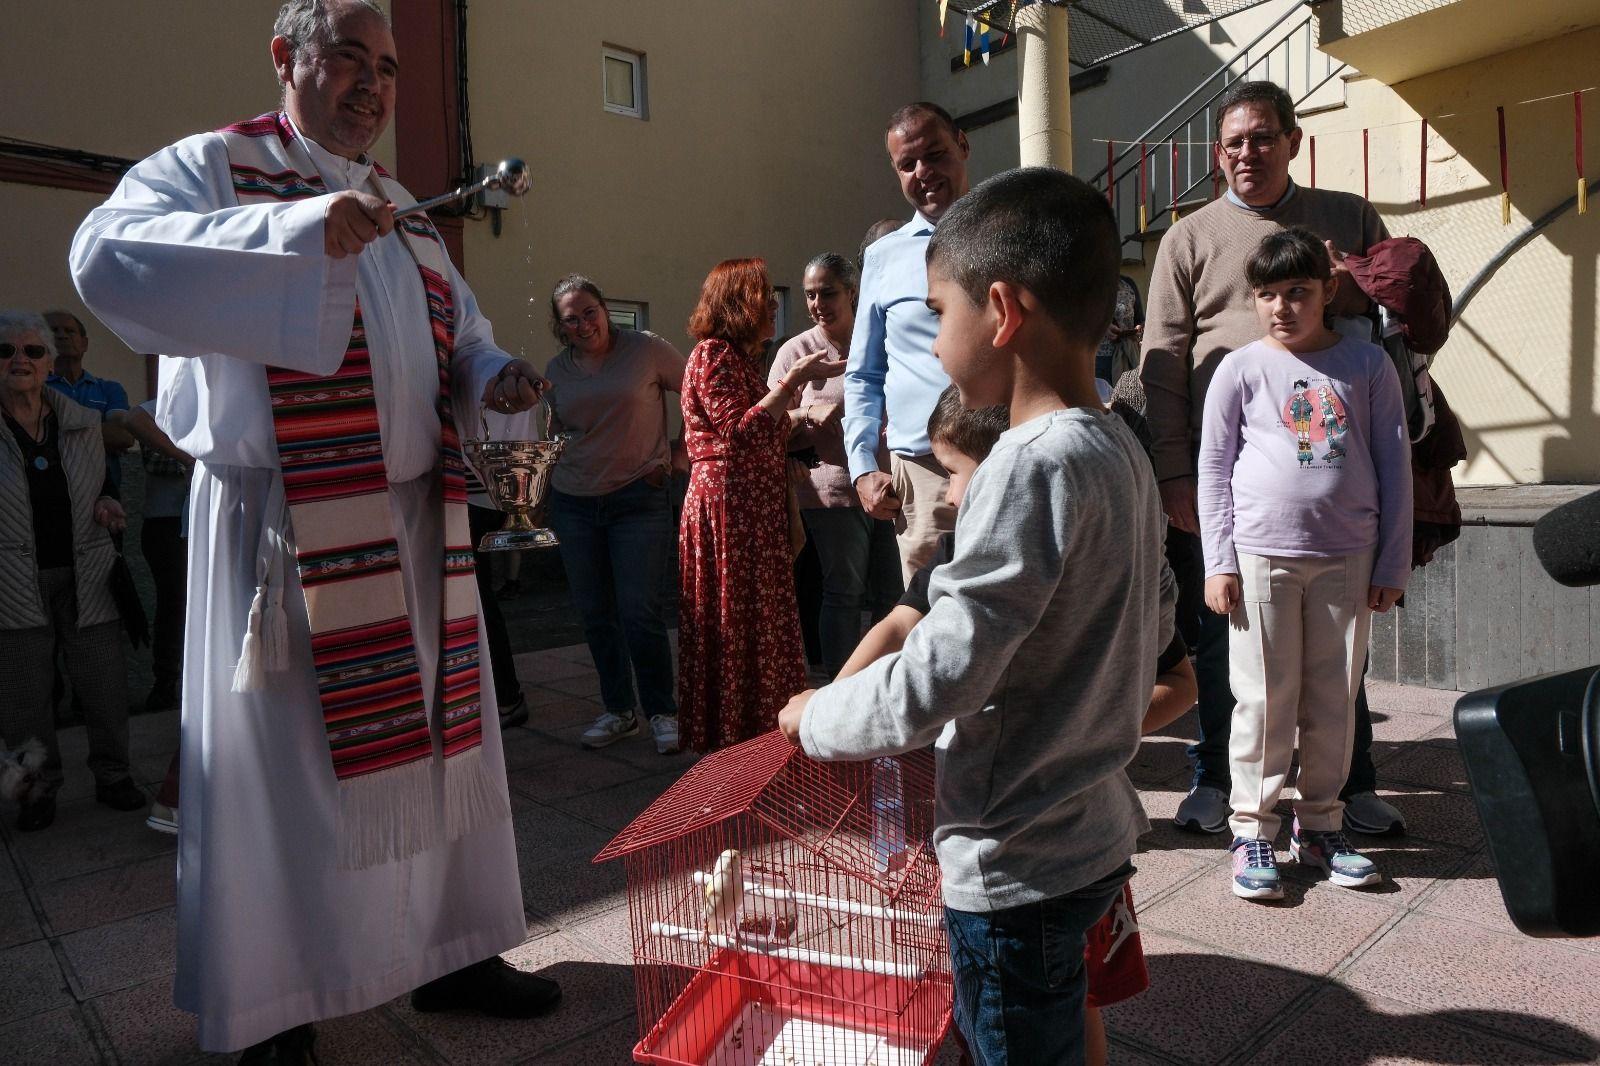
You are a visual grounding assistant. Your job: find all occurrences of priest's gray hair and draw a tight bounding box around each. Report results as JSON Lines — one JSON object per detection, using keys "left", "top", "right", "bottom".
{"left": 0, "top": 311, "right": 59, "bottom": 358}
{"left": 274, "top": 0, "right": 389, "bottom": 65}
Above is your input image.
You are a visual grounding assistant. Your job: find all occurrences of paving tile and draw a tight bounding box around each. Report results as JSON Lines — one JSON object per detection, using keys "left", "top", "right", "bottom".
{"left": 1364, "top": 680, "right": 1461, "bottom": 719}
{"left": 392, "top": 932, "right": 634, "bottom": 1065}
{"left": 0, "top": 939, "right": 73, "bottom": 1026}
{"left": 1375, "top": 786, "right": 1484, "bottom": 849}
{"left": 557, "top": 904, "right": 638, "bottom": 965}
{"left": 1126, "top": 736, "right": 1192, "bottom": 787}
{"left": 496, "top": 723, "right": 578, "bottom": 773}
{"left": 0, "top": 888, "right": 43, "bottom": 950}
{"left": 58, "top": 906, "right": 176, "bottom": 998}
{"left": 1243, "top": 984, "right": 1588, "bottom": 1065}
{"left": 9, "top": 797, "right": 174, "bottom": 884}
{"left": 1377, "top": 736, "right": 1469, "bottom": 793}
{"left": 542, "top": 673, "right": 604, "bottom": 699}
{"left": 41, "top": 852, "right": 176, "bottom": 935}
{"left": 1345, "top": 912, "right": 1600, "bottom": 1058}
{"left": 1364, "top": 708, "right": 1451, "bottom": 746}
{"left": 522, "top": 685, "right": 598, "bottom": 712}
{"left": 1138, "top": 867, "right": 1400, "bottom": 976}
{"left": 513, "top": 650, "right": 599, "bottom": 684}
{"left": 521, "top": 694, "right": 606, "bottom": 730}
{"left": 127, "top": 711, "right": 182, "bottom": 762}
{"left": 307, "top": 1007, "right": 434, "bottom": 1065}
{"left": 528, "top": 1014, "right": 640, "bottom": 1064}
{"left": 0, "top": 1006, "right": 100, "bottom": 1066}
{"left": 546, "top": 769, "right": 685, "bottom": 834}
{"left": 1128, "top": 845, "right": 1212, "bottom": 906}
{"left": 0, "top": 854, "right": 23, "bottom": 897}
{"left": 1419, "top": 853, "right": 1600, "bottom": 954}
{"left": 89, "top": 976, "right": 224, "bottom": 1066}
{"left": 511, "top": 802, "right": 628, "bottom": 924}
{"left": 506, "top": 751, "right": 654, "bottom": 804}
{"left": 1101, "top": 932, "right": 1315, "bottom": 1063}
{"left": 1133, "top": 788, "right": 1232, "bottom": 870}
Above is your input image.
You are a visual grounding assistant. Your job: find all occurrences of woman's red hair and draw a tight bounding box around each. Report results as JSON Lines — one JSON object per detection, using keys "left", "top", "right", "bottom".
{"left": 687, "top": 258, "right": 769, "bottom": 351}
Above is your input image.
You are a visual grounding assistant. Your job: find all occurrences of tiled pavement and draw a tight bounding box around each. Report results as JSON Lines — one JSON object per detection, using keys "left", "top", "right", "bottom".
{"left": 3, "top": 650, "right": 1599, "bottom": 1066}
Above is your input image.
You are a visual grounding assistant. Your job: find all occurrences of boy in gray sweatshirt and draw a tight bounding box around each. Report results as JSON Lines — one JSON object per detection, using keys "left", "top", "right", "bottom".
{"left": 778, "top": 168, "right": 1175, "bottom": 1065}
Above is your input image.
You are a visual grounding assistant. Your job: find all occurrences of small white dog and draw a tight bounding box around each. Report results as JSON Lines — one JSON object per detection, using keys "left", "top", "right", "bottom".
{"left": 1, "top": 738, "right": 48, "bottom": 804}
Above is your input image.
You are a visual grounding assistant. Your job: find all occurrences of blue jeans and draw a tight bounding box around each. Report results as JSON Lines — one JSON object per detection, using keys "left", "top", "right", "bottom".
{"left": 547, "top": 479, "right": 677, "bottom": 719}
{"left": 1168, "top": 527, "right": 1379, "bottom": 795}
{"left": 800, "top": 507, "right": 903, "bottom": 677}
{"left": 946, "top": 863, "right": 1133, "bottom": 1066}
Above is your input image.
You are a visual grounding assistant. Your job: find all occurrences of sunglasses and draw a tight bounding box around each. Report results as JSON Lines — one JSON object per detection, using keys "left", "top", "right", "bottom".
{"left": 0, "top": 343, "right": 51, "bottom": 360}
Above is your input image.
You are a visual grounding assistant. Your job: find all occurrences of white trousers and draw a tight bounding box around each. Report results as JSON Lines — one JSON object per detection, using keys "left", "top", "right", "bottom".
{"left": 889, "top": 452, "right": 956, "bottom": 584}
{"left": 1227, "top": 550, "right": 1374, "bottom": 840}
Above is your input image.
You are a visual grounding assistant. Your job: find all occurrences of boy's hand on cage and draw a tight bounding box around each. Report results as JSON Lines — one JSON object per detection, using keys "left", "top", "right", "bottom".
{"left": 1368, "top": 585, "right": 1403, "bottom": 613}
{"left": 778, "top": 690, "right": 816, "bottom": 744}
{"left": 1205, "top": 574, "right": 1240, "bottom": 615}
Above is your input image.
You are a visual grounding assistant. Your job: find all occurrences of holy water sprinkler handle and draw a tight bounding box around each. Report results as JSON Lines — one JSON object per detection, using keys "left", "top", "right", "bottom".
{"left": 393, "top": 158, "right": 529, "bottom": 220}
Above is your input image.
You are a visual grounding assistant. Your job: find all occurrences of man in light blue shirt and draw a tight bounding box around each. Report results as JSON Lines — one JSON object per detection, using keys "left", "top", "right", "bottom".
{"left": 845, "top": 102, "right": 971, "bottom": 579}
{"left": 46, "top": 310, "right": 134, "bottom": 493}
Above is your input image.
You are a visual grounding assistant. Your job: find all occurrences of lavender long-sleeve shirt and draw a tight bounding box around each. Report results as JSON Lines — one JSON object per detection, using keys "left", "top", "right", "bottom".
{"left": 1198, "top": 336, "right": 1413, "bottom": 590}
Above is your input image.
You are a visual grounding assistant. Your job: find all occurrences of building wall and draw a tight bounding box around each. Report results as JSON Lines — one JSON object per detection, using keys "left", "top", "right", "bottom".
{"left": 1292, "top": 28, "right": 1600, "bottom": 484}
{"left": 461, "top": 0, "right": 920, "bottom": 372}
{"left": 2, "top": 0, "right": 919, "bottom": 400}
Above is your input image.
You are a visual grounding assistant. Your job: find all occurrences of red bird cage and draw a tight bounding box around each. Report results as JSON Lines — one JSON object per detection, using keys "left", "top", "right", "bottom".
{"left": 594, "top": 731, "right": 951, "bottom": 1065}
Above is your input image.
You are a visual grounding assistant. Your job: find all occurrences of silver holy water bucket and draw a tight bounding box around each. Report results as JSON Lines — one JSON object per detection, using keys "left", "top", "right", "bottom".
{"left": 463, "top": 402, "right": 565, "bottom": 552}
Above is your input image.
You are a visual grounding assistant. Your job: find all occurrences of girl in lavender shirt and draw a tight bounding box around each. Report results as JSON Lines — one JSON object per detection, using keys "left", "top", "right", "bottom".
{"left": 1198, "top": 227, "right": 1412, "bottom": 903}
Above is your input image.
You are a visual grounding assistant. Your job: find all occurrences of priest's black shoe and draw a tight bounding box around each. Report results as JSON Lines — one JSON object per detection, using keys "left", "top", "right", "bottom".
{"left": 410, "top": 956, "right": 562, "bottom": 1018}
{"left": 237, "top": 1023, "right": 317, "bottom": 1065}
{"left": 96, "top": 777, "right": 147, "bottom": 811}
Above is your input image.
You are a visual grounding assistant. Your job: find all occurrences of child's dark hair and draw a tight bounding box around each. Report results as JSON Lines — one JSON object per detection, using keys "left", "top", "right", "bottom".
{"left": 926, "top": 385, "right": 1009, "bottom": 462}
{"left": 1245, "top": 227, "right": 1332, "bottom": 289}
{"left": 925, "top": 167, "right": 1119, "bottom": 354}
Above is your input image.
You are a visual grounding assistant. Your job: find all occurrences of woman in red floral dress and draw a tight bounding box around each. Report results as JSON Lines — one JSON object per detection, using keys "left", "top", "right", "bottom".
{"left": 678, "top": 258, "right": 844, "bottom": 752}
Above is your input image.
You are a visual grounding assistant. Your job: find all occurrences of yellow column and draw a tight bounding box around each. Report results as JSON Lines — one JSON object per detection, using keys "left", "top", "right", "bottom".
{"left": 1016, "top": 2, "right": 1072, "bottom": 170}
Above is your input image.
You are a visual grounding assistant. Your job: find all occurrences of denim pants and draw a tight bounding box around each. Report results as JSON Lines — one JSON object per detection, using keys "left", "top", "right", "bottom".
{"left": 946, "top": 862, "right": 1133, "bottom": 1066}
{"left": 1168, "top": 527, "right": 1379, "bottom": 796}
{"left": 799, "top": 507, "right": 903, "bottom": 677}
{"left": 547, "top": 478, "right": 677, "bottom": 719}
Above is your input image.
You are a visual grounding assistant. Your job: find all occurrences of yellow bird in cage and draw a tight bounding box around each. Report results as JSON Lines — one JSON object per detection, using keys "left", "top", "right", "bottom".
{"left": 701, "top": 848, "right": 744, "bottom": 936}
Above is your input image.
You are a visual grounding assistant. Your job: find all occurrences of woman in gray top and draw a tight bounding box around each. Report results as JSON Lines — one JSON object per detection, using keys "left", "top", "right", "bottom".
{"left": 542, "top": 276, "right": 687, "bottom": 755}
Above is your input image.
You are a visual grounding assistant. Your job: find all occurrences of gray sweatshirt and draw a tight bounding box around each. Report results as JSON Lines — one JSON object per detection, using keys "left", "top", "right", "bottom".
{"left": 801, "top": 407, "right": 1174, "bottom": 912}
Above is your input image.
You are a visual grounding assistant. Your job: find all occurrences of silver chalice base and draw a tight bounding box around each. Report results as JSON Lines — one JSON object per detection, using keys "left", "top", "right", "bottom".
{"left": 478, "top": 525, "right": 559, "bottom": 552}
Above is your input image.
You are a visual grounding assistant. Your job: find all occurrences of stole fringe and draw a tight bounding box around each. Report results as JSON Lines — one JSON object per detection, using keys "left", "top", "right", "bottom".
{"left": 443, "top": 744, "right": 512, "bottom": 842}
{"left": 338, "top": 757, "right": 441, "bottom": 871}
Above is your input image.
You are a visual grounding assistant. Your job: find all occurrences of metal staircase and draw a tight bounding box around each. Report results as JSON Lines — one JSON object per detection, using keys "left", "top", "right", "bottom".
{"left": 1090, "top": 1, "right": 1348, "bottom": 255}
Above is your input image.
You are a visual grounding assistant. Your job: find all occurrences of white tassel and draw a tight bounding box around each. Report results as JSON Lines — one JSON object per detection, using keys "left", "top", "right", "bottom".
{"left": 231, "top": 585, "right": 268, "bottom": 693}
{"left": 443, "top": 745, "right": 512, "bottom": 842}
{"left": 338, "top": 758, "right": 441, "bottom": 871}
{"left": 262, "top": 585, "right": 290, "bottom": 672}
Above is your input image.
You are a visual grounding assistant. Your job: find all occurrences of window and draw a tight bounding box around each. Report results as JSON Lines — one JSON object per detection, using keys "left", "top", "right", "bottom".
{"left": 602, "top": 47, "right": 645, "bottom": 118}
{"left": 608, "top": 300, "right": 647, "bottom": 331}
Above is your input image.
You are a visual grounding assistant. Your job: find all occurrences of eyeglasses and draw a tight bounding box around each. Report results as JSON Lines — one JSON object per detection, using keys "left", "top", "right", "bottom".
{"left": 558, "top": 305, "right": 603, "bottom": 330}
{"left": 0, "top": 343, "right": 51, "bottom": 360}
{"left": 1219, "top": 130, "right": 1287, "bottom": 158}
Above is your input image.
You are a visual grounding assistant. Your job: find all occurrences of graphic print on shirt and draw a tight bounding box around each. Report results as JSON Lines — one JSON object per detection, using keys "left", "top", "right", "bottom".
{"left": 1280, "top": 378, "right": 1349, "bottom": 468}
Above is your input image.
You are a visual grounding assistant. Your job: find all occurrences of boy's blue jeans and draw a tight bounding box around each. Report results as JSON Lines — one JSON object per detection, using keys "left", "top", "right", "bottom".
{"left": 945, "top": 862, "right": 1133, "bottom": 1066}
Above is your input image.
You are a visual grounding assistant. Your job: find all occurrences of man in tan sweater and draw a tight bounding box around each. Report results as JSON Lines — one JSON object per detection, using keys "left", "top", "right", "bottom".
{"left": 1140, "top": 80, "right": 1405, "bottom": 838}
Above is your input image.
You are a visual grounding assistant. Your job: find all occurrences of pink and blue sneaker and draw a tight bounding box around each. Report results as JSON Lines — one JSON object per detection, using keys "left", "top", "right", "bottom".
{"left": 1229, "top": 837, "right": 1283, "bottom": 900}
{"left": 1291, "top": 818, "right": 1381, "bottom": 888}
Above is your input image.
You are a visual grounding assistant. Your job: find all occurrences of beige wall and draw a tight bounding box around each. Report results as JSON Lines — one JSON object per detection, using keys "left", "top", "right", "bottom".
{"left": 1, "top": 0, "right": 397, "bottom": 404}
{"left": 461, "top": 0, "right": 920, "bottom": 371}
{"left": 1292, "top": 28, "right": 1600, "bottom": 484}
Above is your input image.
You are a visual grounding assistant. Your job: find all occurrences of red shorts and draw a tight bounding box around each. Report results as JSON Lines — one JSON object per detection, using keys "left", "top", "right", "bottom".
{"left": 1084, "top": 883, "right": 1148, "bottom": 1009}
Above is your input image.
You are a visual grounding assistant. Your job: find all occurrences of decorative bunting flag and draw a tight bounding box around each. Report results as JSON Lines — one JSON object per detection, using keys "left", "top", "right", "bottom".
{"left": 1420, "top": 119, "right": 1428, "bottom": 208}
{"left": 980, "top": 12, "right": 992, "bottom": 64}
{"left": 964, "top": 15, "right": 974, "bottom": 66}
{"left": 1106, "top": 140, "right": 1115, "bottom": 206}
{"left": 939, "top": 0, "right": 949, "bottom": 36}
{"left": 1309, "top": 135, "right": 1317, "bottom": 189}
{"left": 1170, "top": 140, "right": 1180, "bottom": 223}
{"left": 1138, "top": 141, "right": 1148, "bottom": 232}
{"left": 1362, "top": 128, "right": 1370, "bottom": 202}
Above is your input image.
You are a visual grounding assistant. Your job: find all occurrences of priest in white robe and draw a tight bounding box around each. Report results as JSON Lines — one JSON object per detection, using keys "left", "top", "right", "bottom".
{"left": 69, "top": 2, "right": 557, "bottom": 1060}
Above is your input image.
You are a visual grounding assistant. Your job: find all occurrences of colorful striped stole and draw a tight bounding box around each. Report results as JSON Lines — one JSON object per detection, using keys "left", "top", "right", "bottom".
{"left": 218, "top": 111, "right": 505, "bottom": 869}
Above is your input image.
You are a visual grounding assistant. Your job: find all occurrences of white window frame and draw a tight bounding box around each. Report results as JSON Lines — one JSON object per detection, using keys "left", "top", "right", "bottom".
{"left": 772, "top": 286, "right": 790, "bottom": 340}
{"left": 608, "top": 300, "right": 648, "bottom": 332}
{"left": 602, "top": 46, "right": 645, "bottom": 119}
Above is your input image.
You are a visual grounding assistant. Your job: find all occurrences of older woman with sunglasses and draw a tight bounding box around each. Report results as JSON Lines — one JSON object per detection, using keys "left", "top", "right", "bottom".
{"left": 0, "top": 311, "right": 140, "bottom": 831}
{"left": 542, "top": 275, "right": 688, "bottom": 754}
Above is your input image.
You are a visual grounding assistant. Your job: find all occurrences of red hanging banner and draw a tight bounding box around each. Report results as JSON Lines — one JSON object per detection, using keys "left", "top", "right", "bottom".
{"left": 1578, "top": 91, "right": 1588, "bottom": 215}
{"left": 1363, "top": 128, "right": 1370, "bottom": 202}
{"left": 1420, "top": 119, "right": 1428, "bottom": 207}
{"left": 1138, "top": 141, "right": 1148, "bottom": 232}
{"left": 1497, "top": 105, "right": 1511, "bottom": 225}
{"left": 1170, "top": 140, "right": 1180, "bottom": 223}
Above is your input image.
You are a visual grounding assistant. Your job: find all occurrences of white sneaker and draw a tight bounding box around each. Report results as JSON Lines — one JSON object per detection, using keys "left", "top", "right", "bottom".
{"left": 146, "top": 801, "right": 178, "bottom": 835}
{"left": 649, "top": 715, "right": 681, "bottom": 755}
{"left": 580, "top": 712, "right": 639, "bottom": 749}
